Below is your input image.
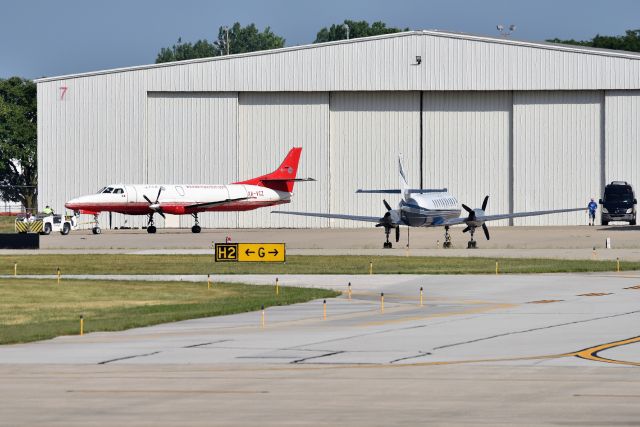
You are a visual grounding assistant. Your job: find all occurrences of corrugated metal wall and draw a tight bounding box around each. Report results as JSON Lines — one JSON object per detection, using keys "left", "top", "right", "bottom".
{"left": 513, "top": 91, "right": 602, "bottom": 225}
{"left": 146, "top": 92, "right": 239, "bottom": 229}
{"left": 604, "top": 90, "right": 640, "bottom": 190}
{"left": 422, "top": 91, "right": 511, "bottom": 225}
{"left": 329, "top": 92, "right": 420, "bottom": 227}
{"left": 238, "top": 92, "right": 329, "bottom": 228}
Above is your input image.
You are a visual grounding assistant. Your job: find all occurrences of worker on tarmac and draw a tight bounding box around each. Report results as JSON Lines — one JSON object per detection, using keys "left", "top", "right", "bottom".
{"left": 588, "top": 198, "right": 598, "bottom": 226}
{"left": 43, "top": 205, "right": 53, "bottom": 215}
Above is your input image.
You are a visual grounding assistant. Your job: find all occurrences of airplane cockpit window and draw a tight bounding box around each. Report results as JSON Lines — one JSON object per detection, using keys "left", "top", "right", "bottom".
{"left": 97, "top": 187, "right": 106, "bottom": 194}
{"left": 113, "top": 188, "right": 124, "bottom": 194}
{"left": 103, "top": 187, "right": 114, "bottom": 194}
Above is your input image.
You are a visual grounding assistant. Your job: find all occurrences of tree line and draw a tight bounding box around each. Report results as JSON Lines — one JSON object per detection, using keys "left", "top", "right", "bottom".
{"left": 3, "top": 23, "right": 640, "bottom": 212}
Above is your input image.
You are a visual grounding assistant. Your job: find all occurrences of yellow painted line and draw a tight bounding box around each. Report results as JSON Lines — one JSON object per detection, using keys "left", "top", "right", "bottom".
{"left": 527, "top": 299, "right": 564, "bottom": 304}
{"left": 359, "top": 303, "right": 516, "bottom": 327}
{"left": 577, "top": 292, "right": 612, "bottom": 297}
{"left": 574, "top": 336, "right": 640, "bottom": 367}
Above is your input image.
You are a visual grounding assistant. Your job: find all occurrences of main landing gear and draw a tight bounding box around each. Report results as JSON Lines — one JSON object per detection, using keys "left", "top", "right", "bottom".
{"left": 466, "top": 226, "right": 477, "bottom": 249}
{"left": 91, "top": 214, "right": 101, "bottom": 235}
{"left": 147, "top": 213, "right": 157, "bottom": 234}
{"left": 443, "top": 226, "right": 452, "bottom": 248}
{"left": 383, "top": 226, "right": 393, "bottom": 249}
{"left": 191, "top": 213, "right": 201, "bottom": 233}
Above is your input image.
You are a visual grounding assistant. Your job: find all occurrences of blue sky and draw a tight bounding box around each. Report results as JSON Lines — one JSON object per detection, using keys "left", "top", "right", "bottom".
{"left": 2, "top": 0, "right": 639, "bottom": 79}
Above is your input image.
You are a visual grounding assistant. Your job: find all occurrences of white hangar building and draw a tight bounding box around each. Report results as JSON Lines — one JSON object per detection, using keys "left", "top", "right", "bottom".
{"left": 35, "top": 30, "right": 640, "bottom": 229}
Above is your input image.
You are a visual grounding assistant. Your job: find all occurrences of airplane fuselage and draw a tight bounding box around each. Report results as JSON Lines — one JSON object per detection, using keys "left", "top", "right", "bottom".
{"left": 65, "top": 184, "right": 290, "bottom": 216}
{"left": 399, "top": 192, "right": 461, "bottom": 227}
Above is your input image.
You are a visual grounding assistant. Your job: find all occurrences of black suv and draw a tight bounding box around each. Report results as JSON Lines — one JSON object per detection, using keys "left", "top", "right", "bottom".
{"left": 600, "top": 181, "right": 637, "bottom": 225}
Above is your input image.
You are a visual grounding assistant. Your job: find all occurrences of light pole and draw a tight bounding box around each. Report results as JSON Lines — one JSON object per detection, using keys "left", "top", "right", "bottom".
{"left": 496, "top": 24, "right": 516, "bottom": 37}
{"left": 343, "top": 24, "right": 350, "bottom": 40}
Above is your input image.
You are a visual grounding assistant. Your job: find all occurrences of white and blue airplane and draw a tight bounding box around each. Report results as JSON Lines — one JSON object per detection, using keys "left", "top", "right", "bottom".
{"left": 274, "top": 156, "right": 586, "bottom": 249}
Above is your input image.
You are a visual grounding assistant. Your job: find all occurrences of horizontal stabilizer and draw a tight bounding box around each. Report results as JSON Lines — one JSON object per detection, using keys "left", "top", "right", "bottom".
{"left": 261, "top": 177, "right": 316, "bottom": 182}
{"left": 356, "top": 188, "right": 447, "bottom": 194}
{"left": 186, "top": 197, "right": 251, "bottom": 209}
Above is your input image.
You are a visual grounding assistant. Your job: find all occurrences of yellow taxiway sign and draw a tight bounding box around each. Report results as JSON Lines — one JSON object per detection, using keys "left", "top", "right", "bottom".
{"left": 214, "top": 243, "right": 285, "bottom": 262}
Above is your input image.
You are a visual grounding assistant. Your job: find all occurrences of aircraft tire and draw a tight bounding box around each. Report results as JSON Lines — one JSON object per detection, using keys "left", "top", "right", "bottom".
{"left": 92, "top": 227, "right": 101, "bottom": 235}
{"left": 191, "top": 225, "right": 201, "bottom": 234}
{"left": 147, "top": 226, "right": 157, "bottom": 234}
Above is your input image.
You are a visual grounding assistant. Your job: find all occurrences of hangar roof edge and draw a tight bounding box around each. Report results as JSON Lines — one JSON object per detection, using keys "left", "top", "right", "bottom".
{"left": 35, "top": 29, "right": 640, "bottom": 83}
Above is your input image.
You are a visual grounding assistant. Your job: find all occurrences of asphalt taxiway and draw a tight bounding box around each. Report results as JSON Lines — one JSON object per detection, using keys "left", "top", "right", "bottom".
{"left": 1, "top": 272, "right": 640, "bottom": 425}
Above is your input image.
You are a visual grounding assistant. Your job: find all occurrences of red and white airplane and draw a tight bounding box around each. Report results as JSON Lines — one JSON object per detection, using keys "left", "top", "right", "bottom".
{"left": 65, "top": 147, "right": 312, "bottom": 234}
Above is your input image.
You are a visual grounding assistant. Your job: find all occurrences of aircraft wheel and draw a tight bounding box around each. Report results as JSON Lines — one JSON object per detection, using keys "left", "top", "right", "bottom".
{"left": 443, "top": 241, "right": 452, "bottom": 249}
{"left": 147, "top": 226, "right": 157, "bottom": 234}
{"left": 92, "top": 227, "right": 101, "bottom": 235}
{"left": 191, "top": 225, "right": 201, "bottom": 234}
{"left": 467, "top": 241, "right": 477, "bottom": 249}
{"left": 383, "top": 242, "right": 392, "bottom": 249}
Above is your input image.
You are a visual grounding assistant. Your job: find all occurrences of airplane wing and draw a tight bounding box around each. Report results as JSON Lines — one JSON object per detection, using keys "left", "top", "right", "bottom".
{"left": 438, "top": 207, "right": 588, "bottom": 226}
{"left": 186, "top": 197, "right": 252, "bottom": 209}
{"left": 272, "top": 211, "right": 381, "bottom": 223}
{"left": 356, "top": 188, "right": 447, "bottom": 194}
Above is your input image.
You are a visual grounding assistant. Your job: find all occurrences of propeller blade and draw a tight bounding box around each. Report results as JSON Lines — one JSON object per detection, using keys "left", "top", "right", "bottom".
{"left": 143, "top": 195, "right": 153, "bottom": 205}
{"left": 158, "top": 211, "right": 166, "bottom": 219}
{"left": 462, "top": 226, "right": 470, "bottom": 233}
{"left": 155, "top": 187, "right": 163, "bottom": 203}
{"left": 482, "top": 223, "right": 490, "bottom": 240}
{"left": 383, "top": 200, "right": 392, "bottom": 211}
{"left": 482, "top": 195, "right": 489, "bottom": 211}
{"left": 462, "top": 204, "right": 473, "bottom": 214}
{"left": 395, "top": 226, "right": 400, "bottom": 242}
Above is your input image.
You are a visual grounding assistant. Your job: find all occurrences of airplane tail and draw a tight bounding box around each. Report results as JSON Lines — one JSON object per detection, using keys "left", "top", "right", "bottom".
{"left": 235, "top": 147, "right": 313, "bottom": 193}
{"left": 398, "top": 154, "right": 409, "bottom": 198}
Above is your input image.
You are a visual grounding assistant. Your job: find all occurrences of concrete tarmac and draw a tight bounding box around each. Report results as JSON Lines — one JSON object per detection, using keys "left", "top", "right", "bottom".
{"left": 2, "top": 272, "right": 640, "bottom": 425}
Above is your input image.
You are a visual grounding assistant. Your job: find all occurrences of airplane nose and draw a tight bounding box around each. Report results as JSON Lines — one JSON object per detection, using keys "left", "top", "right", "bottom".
{"left": 65, "top": 197, "right": 80, "bottom": 210}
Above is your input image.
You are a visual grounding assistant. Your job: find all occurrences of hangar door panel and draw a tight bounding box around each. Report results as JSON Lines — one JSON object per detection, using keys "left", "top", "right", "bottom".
{"left": 330, "top": 92, "right": 420, "bottom": 228}
{"left": 146, "top": 92, "right": 238, "bottom": 228}
{"left": 513, "top": 91, "right": 601, "bottom": 225}
{"left": 605, "top": 91, "right": 640, "bottom": 192}
{"left": 422, "top": 92, "right": 511, "bottom": 226}
{"left": 238, "top": 92, "right": 329, "bottom": 228}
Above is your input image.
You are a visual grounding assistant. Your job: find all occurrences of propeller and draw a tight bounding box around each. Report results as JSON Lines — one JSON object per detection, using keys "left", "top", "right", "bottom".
{"left": 376, "top": 199, "right": 401, "bottom": 242}
{"left": 143, "top": 187, "right": 166, "bottom": 219}
{"left": 462, "top": 196, "right": 491, "bottom": 240}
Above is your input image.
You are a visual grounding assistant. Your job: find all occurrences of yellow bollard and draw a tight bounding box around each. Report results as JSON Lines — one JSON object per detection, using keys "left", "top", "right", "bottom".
{"left": 617, "top": 257, "right": 620, "bottom": 273}
{"left": 495, "top": 261, "right": 499, "bottom": 275}
{"left": 420, "top": 286, "right": 423, "bottom": 307}
{"left": 380, "top": 292, "right": 384, "bottom": 313}
{"left": 79, "top": 315, "right": 84, "bottom": 336}
{"left": 261, "top": 305, "right": 265, "bottom": 329}
{"left": 323, "top": 300, "right": 327, "bottom": 320}
{"left": 348, "top": 282, "right": 352, "bottom": 300}
{"left": 275, "top": 277, "right": 279, "bottom": 295}
{"left": 207, "top": 274, "right": 211, "bottom": 290}
{"left": 57, "top": 267, "right": 61, "bottom": 285}
{"left": 369, "top": 261, "right": 373, "bottom": 275}
{"left": 14, "top": 262, "right": 17, "bottom": 277}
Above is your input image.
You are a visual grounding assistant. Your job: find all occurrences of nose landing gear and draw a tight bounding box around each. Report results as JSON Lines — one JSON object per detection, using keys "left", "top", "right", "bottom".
{"left": 191, "top": 213, "right": 201, "bottom": 233}
{"left": 147, "top": 214, "right": 157, "bottom": 234}
{"left": 91, "top": 214, "right": 101, "bottom": 235}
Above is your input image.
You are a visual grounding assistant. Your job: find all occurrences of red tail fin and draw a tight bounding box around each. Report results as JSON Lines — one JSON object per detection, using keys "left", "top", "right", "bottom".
{"left": 235, "top": 147, "right": 302, "bottom": 192}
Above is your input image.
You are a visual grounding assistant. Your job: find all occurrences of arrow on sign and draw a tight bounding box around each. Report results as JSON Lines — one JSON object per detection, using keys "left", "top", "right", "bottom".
{"left": 269, "top": 249, "right": 279, "bottom": 256}
{"left": 245, "top": 249, "right": 255, "bottom": 256}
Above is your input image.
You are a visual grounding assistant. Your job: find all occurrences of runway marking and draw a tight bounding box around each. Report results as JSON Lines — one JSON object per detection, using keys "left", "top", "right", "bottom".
{"left": 67, "top": 389, "right": 268, "bottom": 394}
{"left": 574, "top": 336, "right": 640, "bottom": 367}
{"left": 98, "top": 351, "right": 161, "bottom": 365}
{"left": 527, "top": 299, "right": 563, "bottom": 304}
{"left": 577, "top": 292, "right": 612, "bottom": 297}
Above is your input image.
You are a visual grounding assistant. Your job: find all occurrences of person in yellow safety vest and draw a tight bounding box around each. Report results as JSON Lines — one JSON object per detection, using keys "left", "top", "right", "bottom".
{"left": 42, "top": 205, "right": 53, "bottom": 215}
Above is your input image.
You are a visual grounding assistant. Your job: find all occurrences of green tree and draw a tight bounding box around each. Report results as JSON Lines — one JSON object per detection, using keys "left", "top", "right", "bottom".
{"left": 547, "top": 29, "right": 640, "bottom": 53}
{"left": 214, "top": 22, "right": 285, "bottom": 55}
{"left": 155, "top": 23, "right": 285, "bottom": 63}
{"left": 314, "top": 20, "right": 409, "bottom": 43}
{"left": 0, "top": 77, "right": 37, "bottom": 212}
{"left": 155, "top": 37, "right": 217, "bottom": 63}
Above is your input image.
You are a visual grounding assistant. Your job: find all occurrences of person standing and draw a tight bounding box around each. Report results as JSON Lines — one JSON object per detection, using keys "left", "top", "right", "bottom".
{"left": 588, "top": 198, "right": 598, "bottom": 226}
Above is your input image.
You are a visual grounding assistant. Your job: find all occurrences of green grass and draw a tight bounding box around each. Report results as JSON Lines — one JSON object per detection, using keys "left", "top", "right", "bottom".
{"left": 0, "top": 216, "right": 16, "bottom": 233}
{"left": 0, "top": 278, "right": 339, "bottom": 345}
{"left": 0, "top": 254, "right": 637, "bottom": 275}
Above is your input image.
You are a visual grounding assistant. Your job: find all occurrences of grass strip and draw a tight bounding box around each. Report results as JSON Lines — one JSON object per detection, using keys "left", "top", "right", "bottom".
{"left": 0, "top": 278, "right": 339, "bottom": 345}
{"left": 0, "top": 254, "right": 638, "bottom": 275}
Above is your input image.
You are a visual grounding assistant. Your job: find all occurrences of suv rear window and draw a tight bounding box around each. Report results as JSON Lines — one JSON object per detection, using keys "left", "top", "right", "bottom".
{"left": 604, "top": 186, "right": 634, "bottom": 202}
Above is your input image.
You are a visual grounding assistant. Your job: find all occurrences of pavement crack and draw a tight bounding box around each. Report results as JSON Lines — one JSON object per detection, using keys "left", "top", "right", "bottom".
{"left": 389, "top": 352, "right": 432, "bottom": 364}
{"left": 98, "top": 351, "right": 161, "bottom": 365}
{"left": 433, "top": 309, "right": 640, "bottom": 351}
{"left": 183, "top": 339, "right": 231, "bottom": 348}
{"left": 291, "top": 351, "right": 345, "bottom": 364}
